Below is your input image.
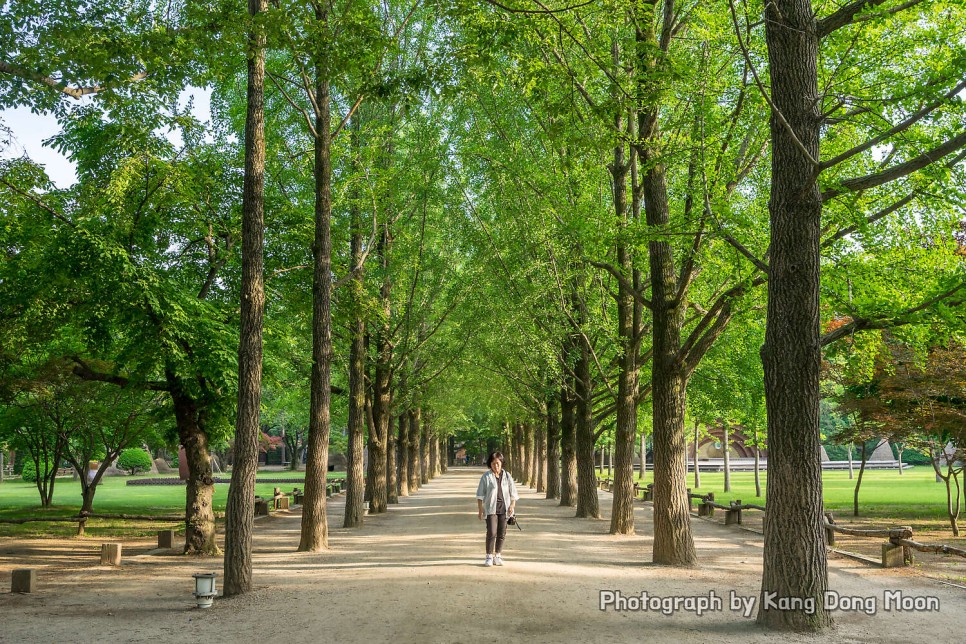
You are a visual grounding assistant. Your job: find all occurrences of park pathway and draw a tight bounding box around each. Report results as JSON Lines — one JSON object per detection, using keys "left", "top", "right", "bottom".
{"left": 1, "top": 468, "right": 964, "bottom": 643}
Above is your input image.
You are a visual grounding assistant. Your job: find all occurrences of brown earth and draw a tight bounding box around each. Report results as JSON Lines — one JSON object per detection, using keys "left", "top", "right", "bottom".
{"left": 1, "top": 468, "right": 963, "bottom": 643}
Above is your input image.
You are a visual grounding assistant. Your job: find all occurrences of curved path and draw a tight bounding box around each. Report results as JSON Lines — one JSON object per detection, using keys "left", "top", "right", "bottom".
{"left": 1, "top": 467, "right": 963, "bottom": 642}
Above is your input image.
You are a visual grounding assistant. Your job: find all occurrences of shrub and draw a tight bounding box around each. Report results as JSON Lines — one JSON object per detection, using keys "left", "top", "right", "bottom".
{"left": 20, "top": 459, "right": 54, "bottom": 483}
{"left": 901, "top": 448, "right": 933, "bottom": 466}
{"left": 117, "top": 449, "right": 154, "bottom": 475}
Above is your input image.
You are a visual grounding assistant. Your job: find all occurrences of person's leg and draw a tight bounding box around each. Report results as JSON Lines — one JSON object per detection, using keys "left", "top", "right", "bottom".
{"left": 495, "top": 513, "right": 507, "bottom": 554}
{"left": 485, "top": 514, "right": 498, "bottom": 555}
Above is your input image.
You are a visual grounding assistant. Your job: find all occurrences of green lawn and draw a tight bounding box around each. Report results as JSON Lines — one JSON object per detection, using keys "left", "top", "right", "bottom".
{"left": 599, "top": 465, "right": 955, "bottom": 521}
{"left": 0, "top": 470, "right": 346, "bottom": 522}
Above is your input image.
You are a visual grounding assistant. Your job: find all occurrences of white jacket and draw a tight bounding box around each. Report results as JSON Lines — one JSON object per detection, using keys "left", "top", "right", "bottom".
{"left": 476, "top": 470, "right": 519, "bottom": 516}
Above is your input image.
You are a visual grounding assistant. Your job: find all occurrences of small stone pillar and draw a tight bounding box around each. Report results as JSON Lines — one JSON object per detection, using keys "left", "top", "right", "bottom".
{"left": 158, "top": 530, "right": 175, "bottom": 549}
{"left": 881, "top": 543, "right": 904, "bottom": 568}
{"left": 698, "top": 503, "right": 714, "bottom": 518}
{"left": 277, "top": 496, "right": 290, "bottom": 510}
{"left": 11, "top": 569, "right": 36, "bottom": 593}
{"left": 254, "top": 499, "right": 269, "bottom": 516}
{"left": 100, "top": 543, "right": 122, "bottom": 566}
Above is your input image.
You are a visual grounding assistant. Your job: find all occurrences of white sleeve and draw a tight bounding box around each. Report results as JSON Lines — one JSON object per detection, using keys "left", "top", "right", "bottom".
{"left": 476, "top": 474, "right": 486, "bottom": 500}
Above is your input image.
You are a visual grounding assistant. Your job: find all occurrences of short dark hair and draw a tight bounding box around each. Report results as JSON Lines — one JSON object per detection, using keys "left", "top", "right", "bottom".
{"left": 486, "top": 451, "right": 505, "bottom": 467}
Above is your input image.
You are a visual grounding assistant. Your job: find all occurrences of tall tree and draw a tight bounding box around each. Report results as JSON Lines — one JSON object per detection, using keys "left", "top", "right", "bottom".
{"left": 224, "top": 0, "right": 268, "bottom": 597}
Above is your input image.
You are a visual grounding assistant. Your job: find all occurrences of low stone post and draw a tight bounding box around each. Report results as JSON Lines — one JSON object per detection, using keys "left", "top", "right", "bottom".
{"left": 100, "top": 543, "right": 122, "bottom": 566}
{"left": 881, "top": 543, "right": 904, "bottom": 568}
{"left": 158, "top": 530, "right": 175, "bottom": 549}
{"left": 11, "top": 569, "right": 36, "bottom": 593}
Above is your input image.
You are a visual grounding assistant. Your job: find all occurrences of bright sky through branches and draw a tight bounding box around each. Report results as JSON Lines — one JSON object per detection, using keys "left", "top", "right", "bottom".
{"left": 0, "top": 86, "right": 214, "bottom": 189}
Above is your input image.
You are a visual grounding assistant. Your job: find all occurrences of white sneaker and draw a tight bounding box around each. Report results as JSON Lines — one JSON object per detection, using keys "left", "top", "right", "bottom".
{"left": 484, "top": 555, "right": 493, "bottom": 567}
{"left": 494, "top": 554, "right": 503, "bottom": 566}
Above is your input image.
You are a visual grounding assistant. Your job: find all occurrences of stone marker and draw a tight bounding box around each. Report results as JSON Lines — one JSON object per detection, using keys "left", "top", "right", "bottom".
{"left": 277, "top": 496, "right": 290, "bottom": 510}
{"left": 254, "top": 499, "right": 270, "bottom": 516}
{"left": 882, "top": 543, "right": 904, "bottom": 568}
{"left": 100, "top": 543, "right": 122, "bottom": 566}
{"left": 11, "top": 569, "right": 36, "bottom": 593}
{"left": 158, "top": 529, "right": 175, "bottom": 549}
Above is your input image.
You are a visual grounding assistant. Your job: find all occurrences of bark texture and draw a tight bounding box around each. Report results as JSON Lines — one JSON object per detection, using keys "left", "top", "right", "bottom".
{"left": 176, "top": 392, "right": 218, "bottom": 555}
{"left": 223, "top": 0, "right": 267, "bottom": 596}
{"left": 299, "top": 37, "right": 333, "bottom": 551}
{"left": 574, "top": 335, "right": 600, "bottom": 519}
{"left": 559, "top": 376, "right": 578, "bottom": 507}
{"left": 343, "top": 113, "right": 366, "bottom": 528}
{"left": 408, "top": 407, "right": 421, "bottom": 492}
{"left": 397, "top": 414, "right": 409, "bottom": 496}
{"left": 757, "top": 0, "right": 831, "bottom": 630}
{"left": 545, "top": 394, "right": 561, "bottom": 500}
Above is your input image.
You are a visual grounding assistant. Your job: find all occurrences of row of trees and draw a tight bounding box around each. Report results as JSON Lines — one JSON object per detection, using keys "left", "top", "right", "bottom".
{"left": 2, "top": 0, "right": 965, "bottom": 631}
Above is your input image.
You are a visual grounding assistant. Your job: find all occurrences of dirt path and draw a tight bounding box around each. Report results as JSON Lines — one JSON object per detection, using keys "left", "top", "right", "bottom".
{"left": 1, "top": 468, "right": 963, "bottom": 643}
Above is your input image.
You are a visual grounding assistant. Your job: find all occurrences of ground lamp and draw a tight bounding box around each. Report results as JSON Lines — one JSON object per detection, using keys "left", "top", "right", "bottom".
{"left": 192, "top": 572, "right": 217, "bottom": 609}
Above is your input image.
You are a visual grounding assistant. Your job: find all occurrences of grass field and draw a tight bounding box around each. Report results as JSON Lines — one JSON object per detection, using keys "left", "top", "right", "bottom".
{"left": 0, "top": 470, "right": 346, "bottom": 538}
{"left": 589, "top": 465, "right": 958, "bottom": 521}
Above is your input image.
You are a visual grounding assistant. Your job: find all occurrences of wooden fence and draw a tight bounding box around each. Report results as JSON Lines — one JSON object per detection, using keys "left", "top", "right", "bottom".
{"left": 599, "top": 477, "right": 966, "bottom": 569}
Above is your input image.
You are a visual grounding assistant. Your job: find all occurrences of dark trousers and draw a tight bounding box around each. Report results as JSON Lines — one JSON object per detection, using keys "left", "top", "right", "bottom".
{"left": 485, "top": 513, "right": 507, "bottom": 554}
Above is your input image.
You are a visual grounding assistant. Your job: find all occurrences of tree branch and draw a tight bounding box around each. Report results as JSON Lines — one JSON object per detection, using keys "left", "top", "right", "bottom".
{"left": 817, "top": 0, "right": 927, "bottom": 39}
{"left": 822, "top": 130, "right": 966, "bottom": 201}
{"left": 821, "top": 78, "right": 966, "bottom": 170}
{"left": 820, "top": 282, "right": 966, "bottom": 346}
{"left": 0, "top": 59, "right": 148, "bottom": 100}
{"left": 588, "top": 259, "right": 653, "bottom": 310}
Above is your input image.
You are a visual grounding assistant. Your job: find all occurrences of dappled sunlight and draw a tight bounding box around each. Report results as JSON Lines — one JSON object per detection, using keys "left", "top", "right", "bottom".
{"left": 3, "top": 469, "right": 963, "bottom": 643}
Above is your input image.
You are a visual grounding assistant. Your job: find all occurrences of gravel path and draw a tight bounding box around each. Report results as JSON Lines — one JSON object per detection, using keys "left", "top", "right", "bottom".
{"left": 1, "top": 467, "right": 963, "bottom": 643}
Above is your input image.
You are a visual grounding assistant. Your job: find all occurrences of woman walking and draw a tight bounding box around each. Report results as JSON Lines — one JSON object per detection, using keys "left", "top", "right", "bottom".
{"left": 476, "top": 451, "right": 519, "bottom": 566}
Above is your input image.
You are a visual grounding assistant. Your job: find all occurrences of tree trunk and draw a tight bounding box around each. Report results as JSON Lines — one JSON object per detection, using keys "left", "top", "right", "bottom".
{"left": 420, "top": 412, "right": 430, "bottom": 485}
{"left": 536, "top": 419, "right": 546, "bottom": 493}
{"left": 343, "top": 114, "right": 367, "bottom": 528}
{"left": 175, "top": 393, "right": 219, "bottom": 555}
{"left": 81, "top": 483, "right": 97, "bottom": 514}
{"left": 545, "top": 394, "right": 560, "bottom": 500}
{"left": 387, "top": 413, "right": 398, "bottom": 503}
{"left": 757, "top": 0, "right": 831, "bottom": 629}
{"left": 369, "top": 242, "right": 393, "bottom": 514}
{"left": 407, "top": 408, "right": 420, "bottom": 492}
{"left": 397, "top": 413, "right": 409, "bottom": 497}
{"left": 945, "top": 471, "right": 961, "bottom": 536}
{"left": 429, "top": 434, "right": 438, "bottom": 479}
{"left": 754, "top": 444, "right": 762, "bottom": 498}
{"left": 854, "top": 442, "right": 868, "bottom": 517}
{"left": 847, "top": 442, "right": 854, "bottom": 479}
{"left": 723, "top": 422, "right": 731, "bottom": 492}
{"left": 640, "top": 430, "right": 647, "bottom": 484}
{"left": 559, "top": 381, "right": 578, "bottom": 507}
{"left": 575, "top": 334, "right": 600, "bottom": 519}
{"left": 223, "top": 0, "right": 267, "bottom": 595}
{"left": 693, "top": 421, "right": 701, "bottom": 490}
{"left": 897, "top": 445, "right": 903, "bottom": 475}
{"left": 527, "top": 423, "right": 537, "bottom": 487}
{"left": 506, "top": 421, "right": 520, "bottom": 476}
{"left": 369, "top": 224, "right": 392, "bottom": 514}
{"left": 645, "top": 155, "right": 694, "bottom": 563}
{"left": 610, "top": 96, "right": 638, "bottom": 535}
{"left": 299, "top": 33, "right": 334, "bottom": 552}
